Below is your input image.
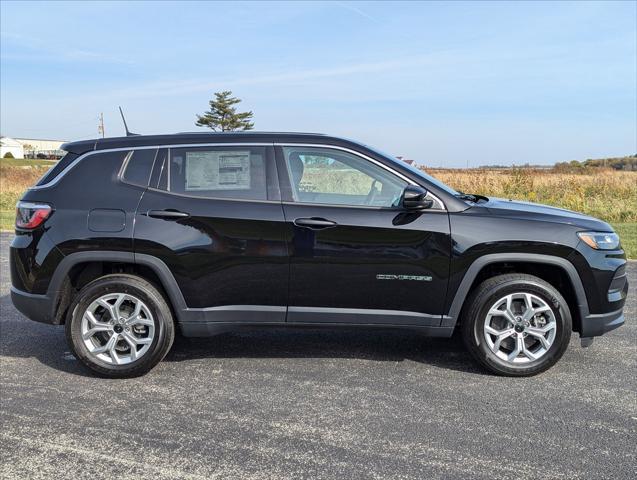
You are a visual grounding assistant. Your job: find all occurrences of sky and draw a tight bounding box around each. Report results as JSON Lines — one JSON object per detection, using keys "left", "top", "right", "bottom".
{"left": 1, "top": 1, "right": 635, "bottom": 167}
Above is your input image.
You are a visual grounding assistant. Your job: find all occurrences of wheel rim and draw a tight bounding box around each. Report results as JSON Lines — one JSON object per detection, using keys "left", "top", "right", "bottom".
{"left": 81, "top": 293, "right": 155, "bottom": 365}
{"left": 483, "top": 293, "right": 557, "bottom": 364}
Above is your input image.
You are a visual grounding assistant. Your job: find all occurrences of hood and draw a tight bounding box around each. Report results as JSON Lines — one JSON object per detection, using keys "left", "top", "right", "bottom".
{"left": 480, "top": 197, "right": 613, "bottom": 231}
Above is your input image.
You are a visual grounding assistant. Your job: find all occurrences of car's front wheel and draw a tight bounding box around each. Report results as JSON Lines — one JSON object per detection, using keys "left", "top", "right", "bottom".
{"left": 461, "top": 273, "right": 572, "bottom": 376}
{"left": 65, "top": 274, "right": 175, "bottom": 378}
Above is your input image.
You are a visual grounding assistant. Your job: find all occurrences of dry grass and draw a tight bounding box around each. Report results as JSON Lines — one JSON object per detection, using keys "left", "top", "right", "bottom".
{"left": 0, "top": 164, "right": 50, "bottom": 211}
{"left": 428, "top": 167, "right": 637, "bottom": 223}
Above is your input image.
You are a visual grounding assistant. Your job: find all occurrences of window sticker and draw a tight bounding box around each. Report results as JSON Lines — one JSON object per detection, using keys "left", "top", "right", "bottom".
{"left": 185, "top": 151, "right": 251, "bottom": 190}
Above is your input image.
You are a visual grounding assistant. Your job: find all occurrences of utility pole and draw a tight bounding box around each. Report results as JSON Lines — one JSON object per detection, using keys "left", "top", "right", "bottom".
{"left": 98, "top": 112, "right": 105, "bottom": 138}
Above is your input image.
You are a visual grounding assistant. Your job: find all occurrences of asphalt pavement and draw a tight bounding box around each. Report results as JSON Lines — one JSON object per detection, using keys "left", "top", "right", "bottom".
{"left": 1, "top": 232, "right": 635, "bottom": 479}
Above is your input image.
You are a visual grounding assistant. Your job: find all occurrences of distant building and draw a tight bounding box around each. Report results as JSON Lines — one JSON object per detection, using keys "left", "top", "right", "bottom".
{"left": 396, "top": 156, "right": 418, "bottom": 167}
{"left": 0, "top": 136, "right": 24, "bottom": 158}
{"left": 15, "top": 137, "right": 66, "bottom": 159}
{"left": 0, "top": 136, "right": 66, "bottom": 159}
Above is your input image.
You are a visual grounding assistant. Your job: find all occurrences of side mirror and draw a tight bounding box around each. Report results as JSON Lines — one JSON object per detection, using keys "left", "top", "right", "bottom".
{"left": 401, "top": 185, "right": 434, "bottom": 210}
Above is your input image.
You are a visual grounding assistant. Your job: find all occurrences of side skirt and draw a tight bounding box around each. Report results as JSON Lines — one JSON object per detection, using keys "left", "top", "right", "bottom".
{"left": 177, "top": 305, "right": 449, "bottom": 337}
{"left": 287, "top": 306, "right": 442, "bottom": 326}
{"left": 179, "top": 321, "right": 455, "bottom": 338}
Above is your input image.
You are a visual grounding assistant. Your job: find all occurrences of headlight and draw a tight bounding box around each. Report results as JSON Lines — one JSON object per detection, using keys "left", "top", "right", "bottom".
{"left": 577, "top": 231, "right": 621, "bottom": 250}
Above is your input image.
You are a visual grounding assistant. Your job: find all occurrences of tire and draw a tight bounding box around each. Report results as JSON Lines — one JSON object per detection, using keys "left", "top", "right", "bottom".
{"left": 65, "top": 274, "right": 175, "bottom": 378}
{"left": 461, "top": 273, "right": 572, "bottom": 376}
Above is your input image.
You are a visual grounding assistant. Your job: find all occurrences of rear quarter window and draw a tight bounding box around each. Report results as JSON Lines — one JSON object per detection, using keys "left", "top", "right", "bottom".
{"left": 35, "top": 152, "right": 79, "bottom": 186}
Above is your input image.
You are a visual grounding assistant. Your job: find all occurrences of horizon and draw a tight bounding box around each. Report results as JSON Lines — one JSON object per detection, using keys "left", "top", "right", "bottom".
{"left": 1, "top": 1, "right": 636, "bottom": 167}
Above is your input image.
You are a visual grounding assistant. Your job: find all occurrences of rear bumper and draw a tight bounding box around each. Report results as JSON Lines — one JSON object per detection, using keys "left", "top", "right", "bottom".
{"left": 580, "top": 308, "right": 624, "bottom": 338}
{"left": 10, "top": 286, "right": 56, "bottom": 324}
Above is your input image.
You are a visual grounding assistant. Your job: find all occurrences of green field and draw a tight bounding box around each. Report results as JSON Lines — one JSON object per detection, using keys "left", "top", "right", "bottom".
{"left": 0, "top": 158, "right": 57, "bottom": 167}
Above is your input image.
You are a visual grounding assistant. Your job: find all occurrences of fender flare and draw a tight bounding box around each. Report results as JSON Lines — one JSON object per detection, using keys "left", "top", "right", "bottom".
{"left": 442, "top": 253, "right": 589, "bottom": 328}
{"left": 46, "top": 251, "right": 188, "bottom": 323}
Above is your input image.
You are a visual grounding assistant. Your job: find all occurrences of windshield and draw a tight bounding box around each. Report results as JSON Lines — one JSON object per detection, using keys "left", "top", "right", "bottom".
{"left": 363, "top": 144, "right": 459, "bottom": 196}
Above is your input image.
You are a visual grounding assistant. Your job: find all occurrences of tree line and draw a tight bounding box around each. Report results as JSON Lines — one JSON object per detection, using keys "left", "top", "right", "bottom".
{"left": 554, "top": 156, "right": 637, "bottom": 171}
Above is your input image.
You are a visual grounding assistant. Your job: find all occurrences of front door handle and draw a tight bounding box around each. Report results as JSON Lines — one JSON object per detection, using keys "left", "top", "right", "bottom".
{"left": 293, "top": 217, "right": 338, "bottom": 229}
{"left": 146, "top": 209, "right": 190, "bottom": 219}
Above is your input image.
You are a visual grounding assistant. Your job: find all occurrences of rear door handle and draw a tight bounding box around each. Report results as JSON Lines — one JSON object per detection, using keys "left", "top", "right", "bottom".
{"left": 146, "top": 209, "right": 190, "bottom": 219}
{"left": 293, "top": 217, "right": 338, "bottom": 229}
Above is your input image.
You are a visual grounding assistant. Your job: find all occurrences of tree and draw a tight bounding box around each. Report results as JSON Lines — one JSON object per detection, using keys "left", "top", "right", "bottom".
{"left": 195, "top": 91, "right": 254, "bottom": 131}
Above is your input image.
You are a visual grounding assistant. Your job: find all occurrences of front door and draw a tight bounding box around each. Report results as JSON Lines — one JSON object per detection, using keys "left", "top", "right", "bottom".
{"left": 277, "top": 145, "right": 451, "bottom": 326}
{"left": 134, "top": 144, "right": 289, "bottom": 325}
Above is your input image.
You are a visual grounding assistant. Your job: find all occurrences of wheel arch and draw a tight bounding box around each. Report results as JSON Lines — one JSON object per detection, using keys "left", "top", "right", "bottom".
{"left": 47, "top": 251, "right": 187, "bottom": 324}
{"left": 443, "top": 253, "right": 589, "bottom": 333}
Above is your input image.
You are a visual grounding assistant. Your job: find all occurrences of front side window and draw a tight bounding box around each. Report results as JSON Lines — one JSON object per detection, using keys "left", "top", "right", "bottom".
{"left": 283, "top": 146, "right": 407, "bottom": 207}
{"left": 165, "top": 146, "right": 268, "bottom": 200}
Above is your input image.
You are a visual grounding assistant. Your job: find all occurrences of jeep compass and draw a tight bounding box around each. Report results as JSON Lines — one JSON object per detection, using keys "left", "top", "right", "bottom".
{"left": 10, "top": 132, "right": 628, "bottom": 377}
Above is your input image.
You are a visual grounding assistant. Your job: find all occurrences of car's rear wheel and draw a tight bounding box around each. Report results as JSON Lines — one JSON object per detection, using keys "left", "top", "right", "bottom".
{"left": 461, "top": 273, "right": 572, "bottom": 376}
{"left": 65, "top": 274, "right": 174, "bottom": 378}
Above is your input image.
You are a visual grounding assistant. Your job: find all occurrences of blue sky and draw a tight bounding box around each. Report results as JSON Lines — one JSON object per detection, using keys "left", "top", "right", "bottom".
{"left": 1, "top": 1, "right": 635, "bottom": 167}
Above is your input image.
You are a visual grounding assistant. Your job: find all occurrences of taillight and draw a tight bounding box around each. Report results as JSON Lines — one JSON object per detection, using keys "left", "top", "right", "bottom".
{"left": 15, "top": 201, "right": 52, "bottom": 229}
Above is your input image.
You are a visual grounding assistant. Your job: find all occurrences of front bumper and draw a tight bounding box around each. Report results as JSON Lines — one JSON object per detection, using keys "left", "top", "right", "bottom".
{"left": 10, "top": 286, "right": 56, "bottom": 324}
{"left": 580, "top": 307, "right": 624, "bottom": 338}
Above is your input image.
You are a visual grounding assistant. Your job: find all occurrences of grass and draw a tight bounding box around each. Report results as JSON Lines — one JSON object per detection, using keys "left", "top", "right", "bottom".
{"left": 1, "top": 158, "right": 57, "bottom": 167}
{"left": 612, "top": 223, "right": 637, "bottom": 259}
{"left": 431, "top": 167, "right": 636, "bottom": 258}
{"left": 430, "top": 167, "right": 637, "bottom": 224}
{"left": 0, "top": 162, "right": 634, "bottom": 257}
{"left": 0, "top": 162, "right": 52, "bottom": 232}
{"left": 0, "top": 211, "right": 14, "bottom": 231}
{"left": 0, "top": 163, "right": 51, "bottom": 213}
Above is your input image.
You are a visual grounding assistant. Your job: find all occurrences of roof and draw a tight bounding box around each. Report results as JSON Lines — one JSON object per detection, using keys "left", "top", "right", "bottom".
{"left": 175, "top": 131, "right": 325, "bottom": 136}
{"left": 0, "top": 136, "right": 24, "bottom": 147}
{"left": 61, "top": 131, "right": 356, "bottom": 155}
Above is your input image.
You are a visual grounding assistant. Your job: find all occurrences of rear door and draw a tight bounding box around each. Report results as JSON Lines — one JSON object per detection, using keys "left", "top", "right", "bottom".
{"left": 276, "top": 145, "right": 451, "bottom": 326}
{"left": 133, "top": 144, "right": 289, "bottom": 325}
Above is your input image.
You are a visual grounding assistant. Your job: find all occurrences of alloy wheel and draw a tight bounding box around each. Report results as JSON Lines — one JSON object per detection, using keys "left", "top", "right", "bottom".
{"left": 483, "top": 293, "right": 557, "bottom": 364}
{"left": 80, "top": 293, "right": 155, "bottom": 365}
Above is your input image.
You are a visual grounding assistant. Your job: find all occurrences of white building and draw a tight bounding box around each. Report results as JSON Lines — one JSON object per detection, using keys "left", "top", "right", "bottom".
{"left": 0, "top": 136, "right": 25, "bottom": 158}
{"left": 14, "top": 137, "right": 66, "bottom": 158}
{"left": 0, "top": 136, "right": 67, "bottom": 159}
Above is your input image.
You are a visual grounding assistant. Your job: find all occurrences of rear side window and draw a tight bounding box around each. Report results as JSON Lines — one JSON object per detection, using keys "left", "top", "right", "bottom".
{"left": 122, "top": 149, "right": 157, "bottom": 187}
{"left": 164, "top": 146, "right": 268, "bottom": 200}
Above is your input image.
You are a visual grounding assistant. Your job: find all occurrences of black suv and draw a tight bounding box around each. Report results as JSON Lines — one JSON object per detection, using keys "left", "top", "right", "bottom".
{"left": 10, "top": 132, "right": 628, "bottom": 377}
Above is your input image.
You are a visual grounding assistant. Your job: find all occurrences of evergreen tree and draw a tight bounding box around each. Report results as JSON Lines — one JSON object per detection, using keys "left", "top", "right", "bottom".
{"left": 195, "top": 91, "right": 254, "bottom": 131}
